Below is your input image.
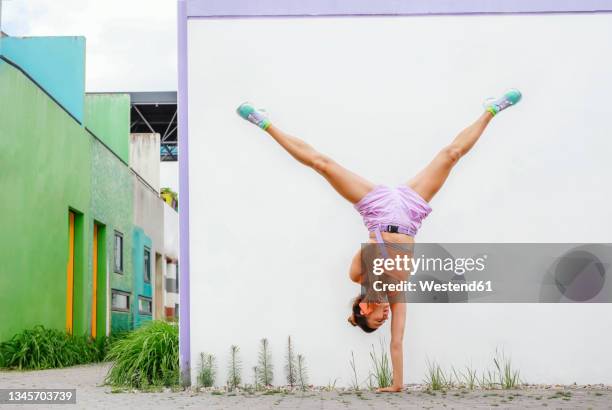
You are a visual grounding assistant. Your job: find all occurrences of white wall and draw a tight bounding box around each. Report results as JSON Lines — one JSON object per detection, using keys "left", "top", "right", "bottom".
{"left": 132, "top": 175, "right": 164, "bottom": 249}
{"left": 130, "top": 133, "right": 161, "bottom": 191}
{"left": 164, "top": 203, "right": 179, "bottom": 260}
{"left": 187, "top": 14, "right": 612, "bottom": 386}
{"left": 160, "top": 161, "right": 179, "bottom": 194}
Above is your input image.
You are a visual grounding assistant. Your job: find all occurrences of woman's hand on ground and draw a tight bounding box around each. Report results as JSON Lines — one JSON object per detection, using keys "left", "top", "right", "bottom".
{"left": 376, "top": 385, "right": 402, "bottom": 393}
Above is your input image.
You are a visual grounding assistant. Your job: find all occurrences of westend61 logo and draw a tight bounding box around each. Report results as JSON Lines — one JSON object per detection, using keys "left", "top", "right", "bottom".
{"left": 372, "top": 254, "right": 487, "bottom": 276}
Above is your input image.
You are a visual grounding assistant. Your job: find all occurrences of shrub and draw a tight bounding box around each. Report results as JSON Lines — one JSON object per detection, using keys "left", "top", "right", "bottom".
{"left": 105, "top": 321, "right": 179, "bottom": 388}
{"left": 0, "top": 325, "right": 105, "bottom": 370}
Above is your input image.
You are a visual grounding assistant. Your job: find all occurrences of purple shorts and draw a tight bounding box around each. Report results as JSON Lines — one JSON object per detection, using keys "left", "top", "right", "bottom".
{"left": 354, "top": 185, "right": 432, "bottom": 237}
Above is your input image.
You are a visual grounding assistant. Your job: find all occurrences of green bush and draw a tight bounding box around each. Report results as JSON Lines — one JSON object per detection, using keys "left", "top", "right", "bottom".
{"left": 0, "top": 325, "right": 106, "bottom": 370}
{"left": 105, "top": 320, "right": 179, "bottom": 388}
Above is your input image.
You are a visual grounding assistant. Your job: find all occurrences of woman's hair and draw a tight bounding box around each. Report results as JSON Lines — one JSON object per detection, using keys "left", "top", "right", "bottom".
{"left": 347, "top": 295, "right": 377, "bottom": 333}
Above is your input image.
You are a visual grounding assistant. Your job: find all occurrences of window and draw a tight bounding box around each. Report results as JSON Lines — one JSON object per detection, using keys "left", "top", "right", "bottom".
{"left": 111, "top": 290, "right": 130, "bottom": 312}
{"left": 114, "top": 231, "right": 124, "bottom": 273}
{"left": 144, "top": 247, "right": 151, "bottom": 283}
{"left": 139, "top": 296, "right": 152, "bottom": 315}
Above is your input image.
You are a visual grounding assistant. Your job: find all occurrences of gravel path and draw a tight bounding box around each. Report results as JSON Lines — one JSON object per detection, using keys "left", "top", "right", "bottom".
{"left": 1, "top": 363, "right": 611, "bottom": 409}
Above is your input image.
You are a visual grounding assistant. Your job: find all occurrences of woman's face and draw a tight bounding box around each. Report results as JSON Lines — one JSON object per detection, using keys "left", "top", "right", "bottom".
{"left": 364, "top": 303, "right": 390, "bottom": 329}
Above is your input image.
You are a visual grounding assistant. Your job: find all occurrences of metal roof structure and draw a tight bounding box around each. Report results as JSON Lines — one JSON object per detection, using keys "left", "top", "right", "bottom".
{"left": 129, "top": 91, "right": 177, "bottom": 162}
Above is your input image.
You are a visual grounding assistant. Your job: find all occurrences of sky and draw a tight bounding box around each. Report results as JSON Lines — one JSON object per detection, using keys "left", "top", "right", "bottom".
{"left": 1, "top": 0, "right": 176, "bottom": 92}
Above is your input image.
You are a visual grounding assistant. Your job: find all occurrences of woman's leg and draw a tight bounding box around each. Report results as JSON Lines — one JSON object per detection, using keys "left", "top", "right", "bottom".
{"left": 407, "top": 112, "right": 493, "bottom": 202}
{"left": 266, "top": 124, "right": 375, "bottom": 204}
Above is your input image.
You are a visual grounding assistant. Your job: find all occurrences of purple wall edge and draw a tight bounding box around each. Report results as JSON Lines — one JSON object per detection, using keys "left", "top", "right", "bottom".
{"left": 177, "top": 0, "right": 191, "bottom": 386}
{"left": 177, "top": 0, "right": 612, "bottom": 385}
{"left": 186, "top": 0, "right": 612, "bottom": 17}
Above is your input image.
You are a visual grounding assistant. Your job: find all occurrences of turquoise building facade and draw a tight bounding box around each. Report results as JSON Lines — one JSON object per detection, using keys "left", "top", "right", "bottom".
{"left": 132, "top": 227, "right": 154, "bottom": 329}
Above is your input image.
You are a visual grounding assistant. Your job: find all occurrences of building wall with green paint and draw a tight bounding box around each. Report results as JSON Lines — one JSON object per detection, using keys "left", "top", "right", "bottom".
{"left": 85, "top": 93, "right": 135, "bottom": 335}
{"left": 1, "top": 43, "right": 164, "bottom": 341}
{"left": 132, "top": 227, "right": 153, "bottom": 329}
{"left": 84, "top": 94, "right": 130, "bottom": 164}
{"left": 0, "top": 59, "right": 92, "bottom": 341}
{"left": 90, "top": 137, "right": 134, "bottom": 335}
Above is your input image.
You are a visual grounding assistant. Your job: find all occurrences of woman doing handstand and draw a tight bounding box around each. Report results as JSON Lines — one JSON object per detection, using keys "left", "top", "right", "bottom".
{"left": 236, "top": 89, "right": 522, "bottom": 392}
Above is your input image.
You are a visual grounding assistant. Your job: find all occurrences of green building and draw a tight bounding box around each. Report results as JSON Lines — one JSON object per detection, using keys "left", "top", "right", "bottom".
{"left": 0, "top": 35, "right": 174, "bottom": 342}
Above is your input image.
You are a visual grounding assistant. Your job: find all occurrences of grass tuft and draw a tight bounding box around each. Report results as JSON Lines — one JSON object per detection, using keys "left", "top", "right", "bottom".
{"left": 492, "top": 349, "right": 521, "bottom": 389}
{"left": 325, "top": 378, "right": 339, "bottom": 392}
{"left": 369, "top": 339, "right": 392, "bottom": 389}
{"left": 104, "top": 321, "right": 179, "bottom": 388}
{"left": 0, "top": 325, "right": 107, "bottom": 370}
{"left": 349, "top": 351, "right": 360, "bottom": 391}
{"left": 452, "top": 365, "right": 478, "bottom": 390}
{"left": 424, "top": 360, "right": 451, "bottom": 391}
{"left": 197, "top": 352, "right": 216, "bottom": 387}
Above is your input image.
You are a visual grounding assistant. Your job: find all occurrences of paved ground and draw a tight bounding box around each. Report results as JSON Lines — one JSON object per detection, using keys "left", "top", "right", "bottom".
{"left": 1, "top": 363, "right": 611, "bottom": 409}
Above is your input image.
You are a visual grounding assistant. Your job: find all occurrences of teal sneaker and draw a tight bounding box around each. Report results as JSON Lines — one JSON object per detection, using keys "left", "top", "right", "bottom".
{"left": 236, "top": 102, "right": 271, "bottom": 130}
{"left": 484, "top": 89, "right": 522, "bottom": 116}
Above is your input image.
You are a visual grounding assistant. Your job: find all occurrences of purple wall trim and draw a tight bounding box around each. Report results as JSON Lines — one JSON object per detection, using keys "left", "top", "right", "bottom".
{"left": 186, "top": 0, "right": 612, "bottom": 17}
{"left": 177, "top": 0, "right": 191, "bottom": 386}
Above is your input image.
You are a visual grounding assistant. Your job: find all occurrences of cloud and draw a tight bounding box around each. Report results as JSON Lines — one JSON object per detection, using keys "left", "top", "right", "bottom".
{"left": 2, "top": 0, "right": 176, "bottom": 91}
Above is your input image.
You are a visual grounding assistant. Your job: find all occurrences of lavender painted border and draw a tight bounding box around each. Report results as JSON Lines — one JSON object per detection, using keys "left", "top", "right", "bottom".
{"left": 177, "top": 0, "right": 191, "bottom": 387}
{"left": 177, "top": 0, "right": 612, "bottom": 385}
{"left": 186, "top": 0, "right": 612, "bottom": 17}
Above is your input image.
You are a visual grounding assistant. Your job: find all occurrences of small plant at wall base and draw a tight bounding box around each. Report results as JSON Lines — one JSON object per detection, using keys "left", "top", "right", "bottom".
{"left": 0, "top": 325, "right": 106, "bottom": 370}
{"left": 197, "top": 353, "right": 216, "bottom": 387}
{"left": 296, "top": 354, "right": 308, "bottom": 391}
{"left": 422, "top": 350, "right": 522, "bottom": 391}
{"left": 493, "top": 349, "right": 521, "bottom": 389}
{"left": 257, "top": 338, "right": 273, "bottom": 387}
{"left": 349, "top": 351, "right": 360, "bottom": 391}
{"left": 369, "top": 339, "right": 392, "bottom": 389}
{"left": 227, "top": 345, "right": 242, "bottom": 390}
{"left": 285, "top": 336, "right": 297, "bottom": 388}
{"left": 452, "top": 365, "right": 478, "bottom": 390}
{"left": 252, "top": 366, "right": 260, "bottom": 391}
{"left": 105, "top": 320, "right": 179, "bottom": 388}
{"left": 480, "top": 368, "right": 497, "bottom": 389}
{"left": 424, "top": 360, "right": 451, "bottom": 391}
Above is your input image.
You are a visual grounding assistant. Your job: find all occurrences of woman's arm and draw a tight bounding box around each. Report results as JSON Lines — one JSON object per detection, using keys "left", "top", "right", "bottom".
{"left": 348, "top": 248, "right": 362, "bottom": 283}
{"left": 378, "top": 302, "right": 406, "bottom": 392}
